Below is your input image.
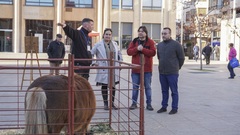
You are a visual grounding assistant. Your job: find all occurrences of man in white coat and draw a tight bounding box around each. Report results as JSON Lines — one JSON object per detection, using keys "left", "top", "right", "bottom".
{"left": 91, "top": 28, "right": 123, "bottom": 110}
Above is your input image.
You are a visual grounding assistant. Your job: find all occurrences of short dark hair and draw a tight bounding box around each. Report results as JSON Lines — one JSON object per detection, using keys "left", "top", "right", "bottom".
{"left": 163, "top": 27, "right": 171, "bottom": 34}
{"left": 56, "top": 34, "right": 62, "bottom": 38}
{"left": 82, "top": 18, "right": 93, "bottom": 24}
{"left": 229, "top": 43, "right": 234, "bottom": 47}
{"left": 138, "top": 26, "right": 148, "bottom": 36}
{"left": 102, "top": 28, "right": 112, "bottom": 38}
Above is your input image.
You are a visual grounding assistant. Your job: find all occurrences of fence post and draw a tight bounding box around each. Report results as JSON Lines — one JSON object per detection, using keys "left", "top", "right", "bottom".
{"left": 109, "top": 52, "right": 114, "bottom": 127}
{"left": 139, "top": 53, "right": 145, "bottom": 135}
{"left": 68, "top": 54, "right": 75, "bottom": 135}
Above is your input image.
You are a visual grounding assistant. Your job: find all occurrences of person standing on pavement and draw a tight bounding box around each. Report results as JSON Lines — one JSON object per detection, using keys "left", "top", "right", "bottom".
{"left": 91, "top": 28, "right": 123, "bottom": 110}
{"left": 202, "top": 43, "right": 212, "bottom": 65}
{"left": 193, "top": 43, "right": 199, "bottom": 62}
{"left": 214, "top": 45, "right": 220, "bottom": 60}
{"left": 57, "top": 18, "right": 94, "bottom": 80}
{"left": 157, "top": 27, "right": 185, "bottom": 115}
{"left": 47, "top": 34, "right": 65, "bottom": 75}
{"left": 127, "top": 26, "right": 156, "bottom": 111}
{"left": 227, "top": 43, "right": 237, "bottom": 79}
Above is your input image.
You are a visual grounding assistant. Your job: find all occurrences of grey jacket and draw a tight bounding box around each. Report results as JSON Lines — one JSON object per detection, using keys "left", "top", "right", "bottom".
{"left": 157, "top": 39, "right": 185, "bottom": 74}
{"left": 91, "top": 40, "right": 123, "bottom": 84}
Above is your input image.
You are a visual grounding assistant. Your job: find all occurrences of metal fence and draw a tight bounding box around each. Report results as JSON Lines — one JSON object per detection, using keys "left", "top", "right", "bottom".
{"left": 0, "top": 53, "right": 145, "bottom": 135}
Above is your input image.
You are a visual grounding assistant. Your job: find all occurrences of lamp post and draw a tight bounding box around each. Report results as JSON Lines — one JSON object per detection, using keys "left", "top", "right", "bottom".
{"left": 198, "top": 20, "right": 203, "bottom": 70}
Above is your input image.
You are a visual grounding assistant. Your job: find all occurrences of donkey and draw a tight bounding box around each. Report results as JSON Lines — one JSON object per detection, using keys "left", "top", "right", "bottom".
{"left": 24, "top": 74, "right": 96, "bottom": 134}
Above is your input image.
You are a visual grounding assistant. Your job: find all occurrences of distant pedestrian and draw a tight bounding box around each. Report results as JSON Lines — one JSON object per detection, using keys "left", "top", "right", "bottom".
{"left": 156, "top": 27, "right": 185, "bottom": 115}
{"left": 47, "top": 34, "right": 65, "bottom": 75}
{"left": 227, "top": 43, "right": 237, "bottom": 79}
{"left": 193, "top": 43, "right": 199, "bottom": 61}
{"left": 127, "top": 26, "right": 156, "bottom": 111}
{"left": 214, "top": 45, "right": 220, "bottom": 60}
{"left": 202, "top": 43, "right": 212, "bottom": 65}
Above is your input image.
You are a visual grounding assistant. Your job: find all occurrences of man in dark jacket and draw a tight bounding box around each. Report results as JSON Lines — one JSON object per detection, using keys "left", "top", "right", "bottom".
{"left": 157, "top": 27, "right": 185, "bottom": 115}
{"left": 57, "top": 18, "right": 94, "bottom": 80}
{"left": 202, "top": 43, "right": 212, "bottom": 65}
{"left": 47, "top": 34, "right": 65, "bottom": 75}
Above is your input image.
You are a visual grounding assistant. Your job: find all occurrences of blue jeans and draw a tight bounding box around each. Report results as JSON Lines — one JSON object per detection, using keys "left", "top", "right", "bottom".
{"left": 131, "top": 72, "right": 152, "bottom": 105}
{"left": 159, "top": 74, "right": 179, "bottom": 110}
{"left": 228, "top": 62, "right": 235, "bottom": 77}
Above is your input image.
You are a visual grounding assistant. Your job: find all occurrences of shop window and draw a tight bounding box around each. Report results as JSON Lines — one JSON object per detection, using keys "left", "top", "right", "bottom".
{"left": 0, "top": 19, "right": 13, "bottom": 52}
{"left": 25, "top": 20, "right": 53, "bottom": 52}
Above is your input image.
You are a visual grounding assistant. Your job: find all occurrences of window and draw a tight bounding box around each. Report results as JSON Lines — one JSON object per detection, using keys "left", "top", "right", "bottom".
{"left": 143, "top": 0, "right": 162, "bottom": 10}
{"left": 112, "top": 0, "right": 133, "bottom": 9}
{"left": 112, "top": 22, "right": 132, "bottom": 49}
{"left": 25, "top": 0, "right": 54, "bottom": 6}
{"left": 0, "top": 0, "right": 12, "bottom": 4}
{"left": 143, "top": 23, "right": 161, "bottom": 44}
{"left": 197, "top": 8, "right": 206, "bottom": 16}
{"left": 25, "top": 20, "right": 53, "bottom": 52}
{"left": 66, "top": 0, "right": 93, "bottom": 8}
{"left": 0, "top": 19, "right": 13, "bottom": 52}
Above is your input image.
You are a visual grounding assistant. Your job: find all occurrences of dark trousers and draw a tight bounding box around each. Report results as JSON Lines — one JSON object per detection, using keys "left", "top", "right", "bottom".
{"left": 205, "top": 54, "right": 210, "bottom": 64}
{"left": 74, "top": 63, "right": 90, "bottom": 80}
{"left": 159, "top": 74, "right": 179, "bottom": 110}
{"left": 228, "top": 62, "right": 235, "bottom": 78}
{"left": 101, "top": 84, "right": 116, "bottom": 106}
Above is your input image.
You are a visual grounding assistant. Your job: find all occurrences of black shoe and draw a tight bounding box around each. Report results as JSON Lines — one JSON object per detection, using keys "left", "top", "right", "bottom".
{"left": 104, "top": 104, "right": 109, "bottom": 110}
{"left": 112, "top": 105, "right": 119, "bottom": 110}
{"left": 157, "top": 107, "right": 167, "bottom": 113}
{"left": 228, "top": 77, "right": 234, "bottom": 79}
{"left": 146, "top": 105, "right": 154, "bottom": 111}
{"left": 129, "top": 104, "right": 137, "bottom": 110}
{"left": 169, "top": 109, "right": 178, "bottom": 115}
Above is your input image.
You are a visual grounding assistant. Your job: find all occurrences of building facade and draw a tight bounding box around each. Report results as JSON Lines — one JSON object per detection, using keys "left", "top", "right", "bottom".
{"left": 0, "top": 0, "right": 176, "bottom": 53}
{"left": 177, "top": 0, "right": 240, "bottom": 61}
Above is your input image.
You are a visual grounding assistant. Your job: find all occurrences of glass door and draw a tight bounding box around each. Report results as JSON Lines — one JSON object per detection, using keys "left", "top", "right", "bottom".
{"left": 0, "top": 30, "right": 13, "bottom": 52}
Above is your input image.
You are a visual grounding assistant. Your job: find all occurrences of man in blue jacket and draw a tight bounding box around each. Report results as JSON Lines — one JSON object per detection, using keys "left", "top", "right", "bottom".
{"left": 157, "top": 27, "right": 185, "bottom": 115}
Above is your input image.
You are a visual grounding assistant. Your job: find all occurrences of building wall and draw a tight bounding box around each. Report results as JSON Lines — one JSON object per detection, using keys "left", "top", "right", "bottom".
{"left": 0, "top": 0, "right": 176, "bottom": 53}
{"left": 220, "top": 19, "right": 240, "bottom": 61}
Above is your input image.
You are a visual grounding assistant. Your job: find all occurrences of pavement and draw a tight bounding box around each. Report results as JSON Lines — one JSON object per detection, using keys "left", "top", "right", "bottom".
{"left": 145, "top": 62, "right": 240, "bottom": 135}
{"left": 0, "top": 52, "right": 240, "bottom": 135}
